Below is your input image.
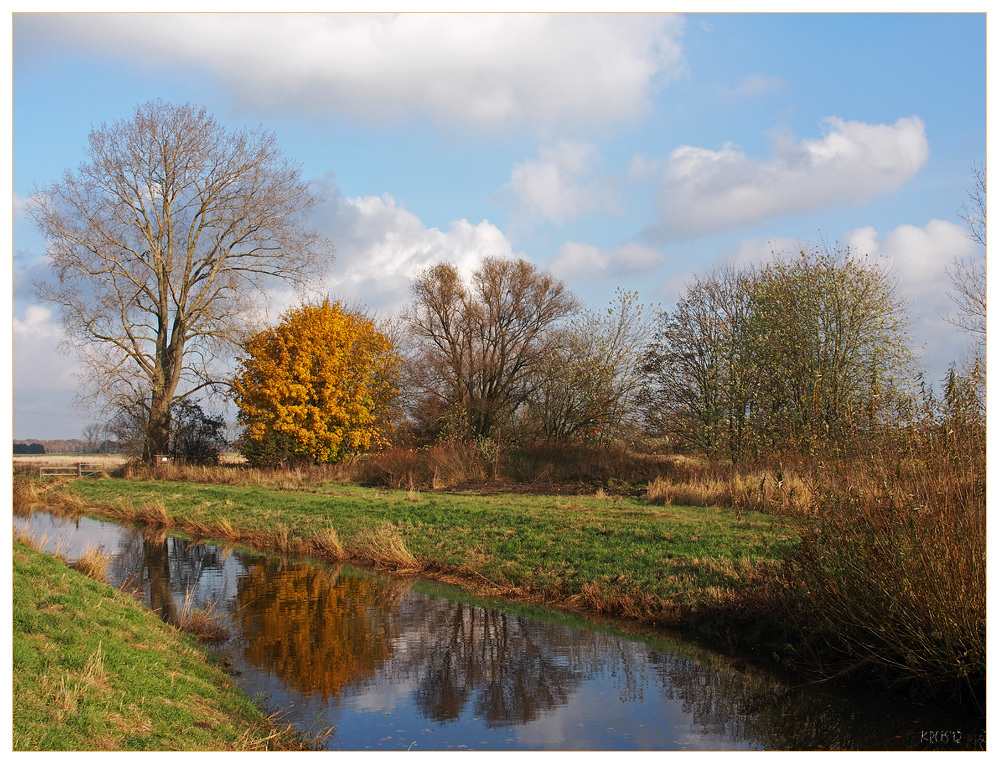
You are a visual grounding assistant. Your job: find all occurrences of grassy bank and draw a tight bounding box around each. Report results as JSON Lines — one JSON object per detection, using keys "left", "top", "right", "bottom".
{"left": 12, "top": 538, "right": 313, "bottom": 751}
{"left": 35, "top": 473, "right": 796, "bottom": 629}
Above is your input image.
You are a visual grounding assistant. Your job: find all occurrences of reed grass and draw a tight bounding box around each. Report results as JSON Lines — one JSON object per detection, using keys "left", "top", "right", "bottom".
{"left": 356, "top": 522, "right": 421, "bottom": 572}
{"left": 175, "top": 591, "right": 229, "bottom": 643}
{"left": 785, "top": 428, "right": 985, "bottom": 699}
{"left": 13, "top": 473, "right": 40, "bottom": 504}
{"left": 69, "top": 548, "right": 111, "bottom": 584}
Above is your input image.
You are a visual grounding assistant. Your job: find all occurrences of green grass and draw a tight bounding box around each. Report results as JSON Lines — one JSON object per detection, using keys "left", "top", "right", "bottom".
{"left": 49, "top": 478, "right": 798, "bottom": 625}
{"left": 12, "top": 539, "right": 312, "bottom": 751}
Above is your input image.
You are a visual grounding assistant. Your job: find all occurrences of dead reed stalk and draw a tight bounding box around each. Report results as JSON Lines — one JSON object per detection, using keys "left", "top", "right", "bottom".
{"left": 357, "top": 522, "right": 420, "bottom": 571}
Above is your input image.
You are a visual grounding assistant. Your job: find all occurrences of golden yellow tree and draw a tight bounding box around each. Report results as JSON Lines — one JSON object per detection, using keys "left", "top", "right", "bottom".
{"left": 232, "top": 300, "right": 401, "bottom": 465}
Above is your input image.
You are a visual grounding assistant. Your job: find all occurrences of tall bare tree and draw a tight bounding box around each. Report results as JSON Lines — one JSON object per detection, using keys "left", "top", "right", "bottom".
{"left": 948, "top": 163, "right": 986, "bottom": 349}
{"left": 29, "top": 100, "right": 332, "bottom": 460}
{"left": 404, "top": 257, "right": 578, "bottom": 440}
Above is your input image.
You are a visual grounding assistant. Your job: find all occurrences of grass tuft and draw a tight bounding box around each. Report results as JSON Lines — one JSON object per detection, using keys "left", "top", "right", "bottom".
{"left": 175, "top": 592, "right": 230, "bottom": 643}
{"left": 69, "top": 548, "right": 111, "bottom": 584}
{"left": 357, "top": 522, "right": 420, "bottom": 571}
{"left": 312, "top": 526, "right": 345, "bottom": 559}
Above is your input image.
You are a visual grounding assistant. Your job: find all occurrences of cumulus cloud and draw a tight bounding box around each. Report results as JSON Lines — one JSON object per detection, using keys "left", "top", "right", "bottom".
{"left": 845, "top": 220, "right": 980, "bottom": 378}
{"left": 505, "top": 141, "right": 618, "bottom": 224}
{"left": 651, "top": 116, "right": 929, "bottom": 239}
{"left": 308, "top": 173, "right": 521, "bottom": 315}
{"left": 550, "top": 240, "right": 665, "bottom": 279}
{"left": 846, "top": 219, "right": 976, "bottom": 309}
{"left": 15, "top": 13, "right": 686, "bottom": 131}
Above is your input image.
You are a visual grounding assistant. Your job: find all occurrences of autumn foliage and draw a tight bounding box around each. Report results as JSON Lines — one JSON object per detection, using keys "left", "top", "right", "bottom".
{"left": 233, "top": 300, "right": 402, "bottom": 465}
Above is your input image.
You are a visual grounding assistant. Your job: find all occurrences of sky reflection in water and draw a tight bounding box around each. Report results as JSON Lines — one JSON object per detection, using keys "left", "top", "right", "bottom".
{"left": 13, "top": 508, "right": 981, "bottom": 751}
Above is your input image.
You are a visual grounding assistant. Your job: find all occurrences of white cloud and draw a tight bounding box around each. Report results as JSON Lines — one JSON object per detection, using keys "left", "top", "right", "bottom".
{"left": 845, "top": 219, "right": 976, "bottom": 306}
{"left": 845, "top": 220, "right": 979, "bottom": 379}
{"left": 309, "top": 173, "right": 521, "bottom": 315}
{"left": 505, "top": 141, "right": 616, "bottom": 224}
{"left": 16, "top": 13, "right": 686, "bottom": 131}
{"left": 652, "top": 116, "right": 929, "bottom": 239}
{"left": 550, "top": 242, "right": 608, "bottom": 277}
{"left": 12, "top": 305, "right": 85, "bottom": 436}
{"left": 550, "top": 240, "right": 665, "bottom": 279}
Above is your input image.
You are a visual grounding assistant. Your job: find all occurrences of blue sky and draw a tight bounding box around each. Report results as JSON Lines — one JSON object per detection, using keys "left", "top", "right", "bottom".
{"left": 7, "top": 11, "right": 988, "bottom": 440}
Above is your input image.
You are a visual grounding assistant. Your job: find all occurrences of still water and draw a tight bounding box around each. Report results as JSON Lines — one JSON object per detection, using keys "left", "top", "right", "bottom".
{"left": 13, "top": 508, "right": 984, "bottom": 751}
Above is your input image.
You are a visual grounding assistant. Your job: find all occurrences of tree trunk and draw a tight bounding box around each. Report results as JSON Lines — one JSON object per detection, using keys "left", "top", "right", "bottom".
{"left": 146, "top": 389, "right": 173, "bottom": 463}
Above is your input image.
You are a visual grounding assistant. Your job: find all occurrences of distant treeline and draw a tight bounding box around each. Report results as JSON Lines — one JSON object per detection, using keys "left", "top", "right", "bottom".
{"left": 13, "top": 442, "right": 46, "bottom": 454}
{"left": 13, "top": 439, "right": 122, "bottom": 455}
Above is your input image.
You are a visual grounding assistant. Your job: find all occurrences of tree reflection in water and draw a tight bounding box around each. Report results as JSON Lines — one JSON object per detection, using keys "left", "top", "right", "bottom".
{"left": 233, "top": 561, "right": 402, "bottom": 700}
{"left": 14, "top": 509, "right": 983, "bottom": 751}
{"left": 409, "top": 603, "right": 581, "bottom": 727}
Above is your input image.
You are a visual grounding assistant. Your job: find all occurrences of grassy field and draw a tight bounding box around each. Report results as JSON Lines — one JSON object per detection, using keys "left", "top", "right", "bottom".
{"left": 12, "top": 538, "right": 314, "bottom": 751}
{"left": 34, "top": 475, "right": 798, "bottom": 630}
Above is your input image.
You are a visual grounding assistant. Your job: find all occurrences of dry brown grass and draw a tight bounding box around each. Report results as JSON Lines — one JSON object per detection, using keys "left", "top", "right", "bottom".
{"left": 69, "top": 548, "right": 111, "bottom": 584}
{"left": 646, "top": 467, "right": 815, "bottom": 517}
{"left": 311, "top": 526, "right": 346, "bottom": 560}
{"left": 13, "top": 473, "right": 40, "bottom": 504}
{"left": 175, "top": 592, "right": 230, "bottom": 643}
{"left": 13, "top": 454, "right": 126, "bottom": 468}
{"left": 357, "top": 522, "right": 420, "bottom": 572}
{"left": 117, "top": 497, "right": 173, "bottom": 526}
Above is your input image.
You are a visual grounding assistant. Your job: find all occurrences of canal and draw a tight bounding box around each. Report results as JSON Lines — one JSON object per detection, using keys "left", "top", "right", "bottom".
{"left": 13, "top": 507, "right": 984, "bottom": 750}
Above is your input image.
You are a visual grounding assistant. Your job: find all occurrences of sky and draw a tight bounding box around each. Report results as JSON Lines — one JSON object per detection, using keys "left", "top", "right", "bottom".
{"left": 5, "top": 10, "right": 989, "bottom": 441}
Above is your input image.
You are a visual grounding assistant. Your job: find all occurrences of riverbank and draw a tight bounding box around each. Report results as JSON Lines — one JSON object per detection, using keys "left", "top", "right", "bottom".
{"left": 12, "top": 537, "right": 315, "bottom": 751}
{"left": 29, "top": 474, "right": 798, "bottom": 630}
{"left": 18, "top": 463, "right": 984, "bottom": 708}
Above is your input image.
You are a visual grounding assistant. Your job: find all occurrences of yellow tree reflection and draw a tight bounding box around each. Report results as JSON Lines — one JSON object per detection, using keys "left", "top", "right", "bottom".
{"left": 234, "top": 562, "right": 402, "bottom": 700}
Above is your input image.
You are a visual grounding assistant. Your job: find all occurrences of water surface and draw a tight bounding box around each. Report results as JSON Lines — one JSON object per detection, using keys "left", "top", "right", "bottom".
{"left": 13, "top": 508, "right": 984, "bottom": 751}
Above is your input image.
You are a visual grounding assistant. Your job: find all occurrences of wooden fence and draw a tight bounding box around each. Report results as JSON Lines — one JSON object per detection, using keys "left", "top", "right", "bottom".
{"left": 38, "top": 463, "right": 107, "bottom": 479}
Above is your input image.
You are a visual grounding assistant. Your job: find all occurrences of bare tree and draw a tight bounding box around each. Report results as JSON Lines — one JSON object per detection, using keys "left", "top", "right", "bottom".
{"left": 948, "top": 163, "right": 986, "bottom": 348}
{"left": 404, "top": 257, "right": 578, "bottom": 440}
{"left": 29, "top": 100, "right": 332, "bottom": 461}
{"left": 527, "top": 289, "right": 653, "bottom": 444}
{"left": 641, "top": 266, "right": 760, "bottom": 461}
{"left": 81, "top": 422, "right": 106, "bottom": 454}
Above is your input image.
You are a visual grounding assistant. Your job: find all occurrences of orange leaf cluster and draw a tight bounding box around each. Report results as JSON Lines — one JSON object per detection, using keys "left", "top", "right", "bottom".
{"left": 232, "top": 300, "right": 401, "bottom": 463}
